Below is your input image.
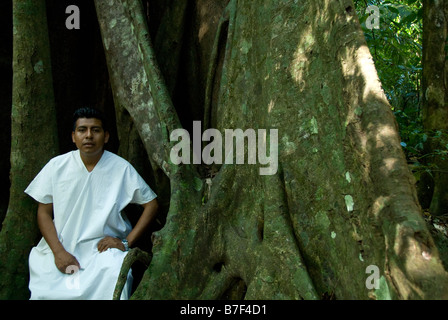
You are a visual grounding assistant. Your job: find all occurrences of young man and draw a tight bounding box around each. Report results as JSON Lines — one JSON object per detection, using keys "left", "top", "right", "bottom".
{"left": 25, "top": 107, "right": 158, "bottom": 300}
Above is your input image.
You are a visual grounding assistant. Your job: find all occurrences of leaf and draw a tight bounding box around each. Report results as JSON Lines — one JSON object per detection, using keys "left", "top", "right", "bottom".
{"left": 402, "top": 12, "right": 417, "bottom": 25}
{"left": 387, "top": 6, "right": 400, "bottom": 14}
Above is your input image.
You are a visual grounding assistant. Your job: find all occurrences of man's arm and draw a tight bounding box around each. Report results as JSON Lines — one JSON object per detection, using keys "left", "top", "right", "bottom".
{"left": 127, "top": 199, "right": 158, "bottom": 248}
{"left": 97, "top": 199, "right": 158, "bottom": 252}
{"left": 37, "top": 202, "right": 81, "bottom": 273}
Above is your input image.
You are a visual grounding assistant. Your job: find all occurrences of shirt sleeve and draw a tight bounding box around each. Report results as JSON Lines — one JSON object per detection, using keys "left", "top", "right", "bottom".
{"left": 125, "top": 165, "right": 157, "bottom": 205}
{"left": 24, "top": 159, "right": 54, "bottom": 204}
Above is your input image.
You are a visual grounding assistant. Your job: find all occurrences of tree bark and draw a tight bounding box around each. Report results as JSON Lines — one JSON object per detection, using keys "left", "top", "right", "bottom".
{"left": 422, "top": 0, "right": 448, "bottom": 216}
{"left": 95, "top": 0, "right": 448, "bottom": 299}
{"left": 0, "top": 1, "right": 12, "bottom": 228}
{"left": 0, "top": 0, "right": 58, "bottom": 299}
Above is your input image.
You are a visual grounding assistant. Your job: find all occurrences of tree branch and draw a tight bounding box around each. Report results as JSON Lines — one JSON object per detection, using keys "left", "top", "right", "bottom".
{"left": 113, "top": 248, "right": 152, "bottom": 300}
{"left": 120, "top": 0, "right": 183, "bottom": 135}
{"left": 95, "top": 0, "right": 196, "bottom": 179}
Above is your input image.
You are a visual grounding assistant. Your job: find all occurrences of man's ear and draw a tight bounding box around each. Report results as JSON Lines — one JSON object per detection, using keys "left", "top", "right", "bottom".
{"left": 72, "top": 131, "right": 75, "bottom": 143}
{"left": 104, "top": 131, "right": 110, "bottom": 144}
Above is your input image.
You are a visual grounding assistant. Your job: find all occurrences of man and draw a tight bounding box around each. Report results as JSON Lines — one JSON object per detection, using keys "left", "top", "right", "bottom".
{"left": 25, "top": 107, "right": 158, "bottom": 300}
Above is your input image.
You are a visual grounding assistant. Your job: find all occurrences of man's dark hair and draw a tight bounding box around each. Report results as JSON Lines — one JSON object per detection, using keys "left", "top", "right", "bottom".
{"left": 72, "top": 107, "right": 109, "bottom": 132}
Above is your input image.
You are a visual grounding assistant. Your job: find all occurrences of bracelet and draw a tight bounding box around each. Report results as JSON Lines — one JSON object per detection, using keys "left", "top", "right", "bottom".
{"left": 121, "top": 239, "right": 129, "bottom": 251}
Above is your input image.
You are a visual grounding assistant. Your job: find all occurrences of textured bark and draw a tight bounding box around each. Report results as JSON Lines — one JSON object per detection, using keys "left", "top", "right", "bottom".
{"left": 0, "top": 0, "right": 58, "bottom": 299}
{"left": 96, "top": 0, "right": 448, "bottom": 300}
{"left": 0, "top": 1, "right": 12, "bottom": 228}
{"left": 422, "top": 0, "right": 448, "bottom": 216}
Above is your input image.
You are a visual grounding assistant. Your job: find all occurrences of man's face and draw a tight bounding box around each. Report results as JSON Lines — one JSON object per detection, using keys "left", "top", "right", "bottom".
{"left": 72, "top": 118, "right": 109, "bottom": 157}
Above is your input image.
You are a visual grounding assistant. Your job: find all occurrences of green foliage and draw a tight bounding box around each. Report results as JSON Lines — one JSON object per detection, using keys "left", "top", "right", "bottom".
{"left": 354, "top": 0, "right": 435, "bottom": 176}
{"left": 355, "top": 0, "right": 422, "bottom": 104}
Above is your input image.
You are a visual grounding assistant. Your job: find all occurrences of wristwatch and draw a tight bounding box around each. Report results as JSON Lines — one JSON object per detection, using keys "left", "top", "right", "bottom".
{"left": 121, "top": 239, "right": 129, "bottom": 251}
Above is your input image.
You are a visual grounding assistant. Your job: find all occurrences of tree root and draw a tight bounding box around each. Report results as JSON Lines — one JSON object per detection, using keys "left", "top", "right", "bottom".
{"left": 113, "top": 248, "right": 153, "bottom": 300}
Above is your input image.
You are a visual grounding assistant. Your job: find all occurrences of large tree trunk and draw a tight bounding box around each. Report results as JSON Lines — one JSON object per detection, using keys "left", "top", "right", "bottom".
{"left": 0, "top": 0, "right": 59, "bottom": 299}
{"left": 96, "top": 0, "right": 448, "bottom": 300}
{"left": 0, "top": 1, "right": 12, "bottom": 227}
{"left": 422, "top": 0, "right": 448, "bottom": 216}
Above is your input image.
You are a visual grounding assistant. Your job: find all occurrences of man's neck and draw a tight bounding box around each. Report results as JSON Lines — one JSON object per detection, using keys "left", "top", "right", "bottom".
{"left": 80, "top": 150, "right": 104, "bottom": 172}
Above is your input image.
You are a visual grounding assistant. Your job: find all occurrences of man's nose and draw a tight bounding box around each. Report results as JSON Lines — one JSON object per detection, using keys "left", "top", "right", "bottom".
{"left": 86, "top": 129, "right": 93, "bottom": 138}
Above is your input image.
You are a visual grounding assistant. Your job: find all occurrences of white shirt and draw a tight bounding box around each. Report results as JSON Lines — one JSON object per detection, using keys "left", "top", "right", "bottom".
{"left": 25, "top": 150, "right": 157, "bottom": 300}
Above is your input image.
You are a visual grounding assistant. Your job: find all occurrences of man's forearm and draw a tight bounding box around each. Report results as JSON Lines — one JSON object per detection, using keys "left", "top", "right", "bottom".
{"left": 37, "top": 202, "right": 81, "bottom": 272}
{"left": 37, "top": 202, "right": 65, "bottom": 254}
{"left": 127, "top": 199, "right": 158, "bottom": 248}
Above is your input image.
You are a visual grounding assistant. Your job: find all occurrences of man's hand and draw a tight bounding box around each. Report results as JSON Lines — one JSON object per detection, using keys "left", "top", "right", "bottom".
{"left": 97, "top": 236, "right": 125, "bottom": 252}
{"left": 54, "top": 249, "right": 81, "bottom": 274}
